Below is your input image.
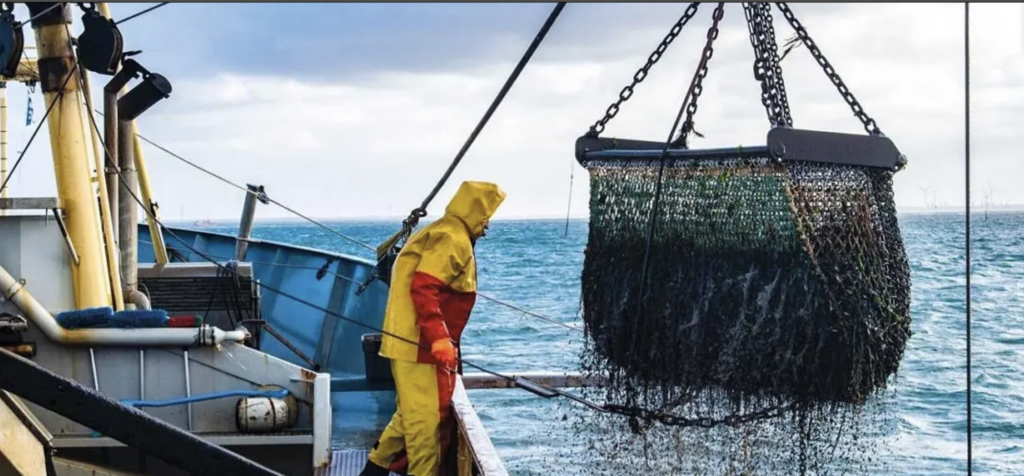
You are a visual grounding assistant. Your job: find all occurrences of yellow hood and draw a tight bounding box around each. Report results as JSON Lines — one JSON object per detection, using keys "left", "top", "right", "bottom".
{"left": 443, "top": 181, "right": 506, "bottom": 238}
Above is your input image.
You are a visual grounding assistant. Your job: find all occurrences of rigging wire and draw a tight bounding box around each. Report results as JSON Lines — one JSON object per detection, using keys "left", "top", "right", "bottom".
{"left": 93, "top": 109, "right": 374, "bottom": 251}
{"left": 97, "top": 110, "right": 580, "bottom": 333}
{"left": 137, "top": 238, "right": 584, "bottom": 334}
{"left": 14, "top": 2, "right": 62, "bottom": 28}
{"left": 964, "top": 2, "right": 972, "bottom": 473}
{"left": 0, "top": 64, "right": 77, "bottom": 195}
{"left": 402, "top": 2, "right": 567, "bottom": 228}
{"left": 91, "top": 128, "right": 603, "bottom": 411}
{"left": 115, "top": 2, "right": 170, "bottom": 26}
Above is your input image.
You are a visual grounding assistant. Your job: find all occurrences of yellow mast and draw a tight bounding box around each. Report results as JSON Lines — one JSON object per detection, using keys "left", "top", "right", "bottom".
{"left": 77, "top": 53, "right": 125, "bottom": 311}
{"left": 131, "top": 122, "right": 168, "bottom": 264}
{"left": 27, "top": 3, "right": 112, "bottom": 309}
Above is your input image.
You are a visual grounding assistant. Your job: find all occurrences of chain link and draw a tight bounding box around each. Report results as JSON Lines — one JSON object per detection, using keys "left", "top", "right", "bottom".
{"left": 744, "top": 3, "right": 792, "bottom": 128}
{"left": 673, "top": 3, "right": 727, "bottom": 147}
{"left": 605, "top": 401, "right": 796, "bottom": 429}
{"left": 759, "top": 3, "right": 792, "bottom": 125}
{"left": 774, "top": 2, "right": 882, "bottom": 136}
{"left": 586, "top": 3, "right": 701, "bottom": 137}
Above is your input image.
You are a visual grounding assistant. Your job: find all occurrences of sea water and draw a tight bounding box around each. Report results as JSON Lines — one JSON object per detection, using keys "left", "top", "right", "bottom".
{"left": 215, "top": 212, "right": 1021, "bottom": 475}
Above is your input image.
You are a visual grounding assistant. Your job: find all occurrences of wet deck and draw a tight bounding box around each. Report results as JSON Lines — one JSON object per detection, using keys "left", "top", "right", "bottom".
{"left": 314, "top": 450, "right": 398, "bottom": 476}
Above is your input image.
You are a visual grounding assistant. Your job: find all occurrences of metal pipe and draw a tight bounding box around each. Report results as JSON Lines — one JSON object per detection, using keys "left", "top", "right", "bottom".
{"left": 126, "top": 288, "right": 151, "bottom": 310}
{"left": 103, "top": 85, "right": 119, "bottom": 239}
{"left": 234, "top": 184, "right": 264, "bottom": 261}
{"left": 27, "top": 3, "right": 112, "bottom": 309}
{"left": 184, "top": 350, "right": 192, "bottom": 431}
{"left": 77, "top": 60, "right": 124, "bottom": 312}
{"left": 118, "top": 119, "right": 138, "bottom": 309}
{"left": 131, "top": 123, "right": 169, "bottom": 264}
{"left": 0, "top": 261, "right": 247, "bottom": 346}
{"left": 89, "top": 348, "right": 99, "bottom": 390}
{"left": 95, "top": 3, "right": 168, "bottom": 267}
{"left": 139, "top": 349, "right": 145, "bottom": 400}
{"left": 96, "top": 3, "right": 120, "bottom": 243}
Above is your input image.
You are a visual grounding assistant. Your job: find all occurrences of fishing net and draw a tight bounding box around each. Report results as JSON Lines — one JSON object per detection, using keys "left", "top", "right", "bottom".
{"left": 566, "top": 2, "right": 911, "bottom": 474}
{"left": 580, "top": 153, "right": 912, "bottom": 409}
{"left": 568, "top": 151, "right": 910, "bottom": 473}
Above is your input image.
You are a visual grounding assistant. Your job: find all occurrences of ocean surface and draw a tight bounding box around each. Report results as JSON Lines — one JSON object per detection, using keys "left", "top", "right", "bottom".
{"left": 202, "top": 212, "right": 1021, "bottom": 475}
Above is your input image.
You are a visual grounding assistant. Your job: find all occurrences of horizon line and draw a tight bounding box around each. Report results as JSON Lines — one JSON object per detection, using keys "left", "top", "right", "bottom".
{"left": 166, "top": 205, "right": 1024, "bottom": 224}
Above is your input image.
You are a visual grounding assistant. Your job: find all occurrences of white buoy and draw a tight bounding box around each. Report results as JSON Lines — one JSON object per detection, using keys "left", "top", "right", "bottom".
{"left": 235, "top": 396, "right": 294, "bottom": 433}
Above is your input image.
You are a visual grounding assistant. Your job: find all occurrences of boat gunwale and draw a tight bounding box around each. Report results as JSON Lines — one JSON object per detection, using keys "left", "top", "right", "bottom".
{"left": 452, "top": 376, "right": 509, "bottom": 476}
{"left": 150, "top": 224, "right": 378, "bottom": 268}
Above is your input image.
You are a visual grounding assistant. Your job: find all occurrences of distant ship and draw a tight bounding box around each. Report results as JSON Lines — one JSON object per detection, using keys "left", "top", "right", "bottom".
{"left": 192, "top": 218, "right": 216, "bottom": 227}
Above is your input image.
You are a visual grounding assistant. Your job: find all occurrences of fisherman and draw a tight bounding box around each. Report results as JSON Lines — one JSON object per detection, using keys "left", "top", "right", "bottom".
{"left": 360, "top": 181, "right": 506, "bottom": 476}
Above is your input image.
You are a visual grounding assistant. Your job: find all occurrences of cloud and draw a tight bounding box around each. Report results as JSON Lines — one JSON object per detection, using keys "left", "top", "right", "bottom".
{"left": 4, "top": 3, "right": 1022, "bottom": 221}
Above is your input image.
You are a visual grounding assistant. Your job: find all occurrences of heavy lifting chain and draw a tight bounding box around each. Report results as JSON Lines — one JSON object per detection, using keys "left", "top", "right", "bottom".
{"left": 605, "top": 401, "right": 797, "bottom": 429}
{"left": 775, "top": 2, "right": 882, "bottom": 136}
{"left": 586, "top": 2, "right": 701, "bottom": 137}
{"left": 744, "top": 2, "right": 792, "bottom": 127}
{"left": 672, "top": 3, "right": 726, "bottom": 148}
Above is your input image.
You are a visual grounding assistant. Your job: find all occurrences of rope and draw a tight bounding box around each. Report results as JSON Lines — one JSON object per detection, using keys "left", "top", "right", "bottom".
{"left": 115, "top": 2, "right": 170, "bottom": 25}
{"left": 402, "top": 2, "right": 567, "bottom": 228}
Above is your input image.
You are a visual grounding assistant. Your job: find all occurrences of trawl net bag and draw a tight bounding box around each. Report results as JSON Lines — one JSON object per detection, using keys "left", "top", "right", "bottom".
{"left": 580, "top": 141, "right": 911, "bottom": 406}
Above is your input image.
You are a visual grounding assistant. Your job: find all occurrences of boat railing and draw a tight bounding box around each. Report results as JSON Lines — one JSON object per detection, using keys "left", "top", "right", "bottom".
{"left": 452, "top": 376, "right": 510, "bottom": 476}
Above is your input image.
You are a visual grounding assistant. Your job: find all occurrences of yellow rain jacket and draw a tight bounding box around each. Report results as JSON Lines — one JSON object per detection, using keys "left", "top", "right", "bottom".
{"left": 368, "top": 181, "right": 505, "bottom": 476}
{"left": 379, "top": 180, "right": 507, "bottom": 363}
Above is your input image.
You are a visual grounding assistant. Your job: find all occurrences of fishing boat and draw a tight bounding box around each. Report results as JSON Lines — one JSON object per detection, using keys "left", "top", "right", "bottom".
{"left": 0, "top": 1, "right": 917, "bottom": 475}
{"left": 0, "top": 3, "right": 589, "bottom": 475}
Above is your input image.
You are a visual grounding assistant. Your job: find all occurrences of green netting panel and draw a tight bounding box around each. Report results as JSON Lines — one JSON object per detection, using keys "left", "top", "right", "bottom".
{"left": 581, "top": 154, "right": 912, "bottom": 407}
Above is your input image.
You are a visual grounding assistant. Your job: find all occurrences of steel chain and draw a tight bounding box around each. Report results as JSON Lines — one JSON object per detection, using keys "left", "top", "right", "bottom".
{"left": 674, "top": 3, "right": 727, "bottom": 147}
{"left": 605, "top": 401, "right": 795, "bottom": 429}
{"left": 759, "top": 3, "right": 793, "bottom": 125}
{"left": 743, "top": 3, "right": 773, "bottom": 124}
{"left": 775, "top": 2, "right": 882, "bottom": 136}
{"left": 744, "top": 3, "right": 791, "bottom": 128}
{"left": 587, "top": 3, "right": 701, "bottom": 136}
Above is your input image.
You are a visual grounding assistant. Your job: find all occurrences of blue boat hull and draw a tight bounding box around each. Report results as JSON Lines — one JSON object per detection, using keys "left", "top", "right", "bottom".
{"left": 137, "top": 224, "right": 398, "bottom": 447}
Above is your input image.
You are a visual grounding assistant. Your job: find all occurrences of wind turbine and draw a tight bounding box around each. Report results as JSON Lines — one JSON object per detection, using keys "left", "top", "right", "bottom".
{"left": 919, "top": 186, "right": 935, "bottom": 209}
{"left": 982, "top": 181, "right": 994, "bottom": 220}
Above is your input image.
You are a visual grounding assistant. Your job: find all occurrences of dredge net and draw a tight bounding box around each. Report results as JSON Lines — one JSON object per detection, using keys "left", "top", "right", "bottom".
{"left": 575, "top": 152, "right": 912, "bottom": 472}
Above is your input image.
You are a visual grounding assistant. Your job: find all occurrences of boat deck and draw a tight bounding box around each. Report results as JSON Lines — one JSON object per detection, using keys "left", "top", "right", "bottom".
{"left": 315, "top": 450, "right": 398, "bottom": 476}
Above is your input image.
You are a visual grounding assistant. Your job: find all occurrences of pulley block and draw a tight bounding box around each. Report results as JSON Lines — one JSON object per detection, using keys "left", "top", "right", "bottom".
{"left": 0, "top": 3, "right": 25, "bottom": 79}
{"left": 76, "top": 4, "right": 124, "bottom": 75}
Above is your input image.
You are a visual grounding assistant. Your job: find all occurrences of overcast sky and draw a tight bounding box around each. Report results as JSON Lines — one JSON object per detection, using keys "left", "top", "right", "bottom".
{"left": 2, "top": 3, "right": 1020, "bottom": 220}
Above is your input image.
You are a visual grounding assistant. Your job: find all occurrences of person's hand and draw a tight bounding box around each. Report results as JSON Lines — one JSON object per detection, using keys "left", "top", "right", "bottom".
{"left": 430, "top": 339, "right": 458, "bottom": 370}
